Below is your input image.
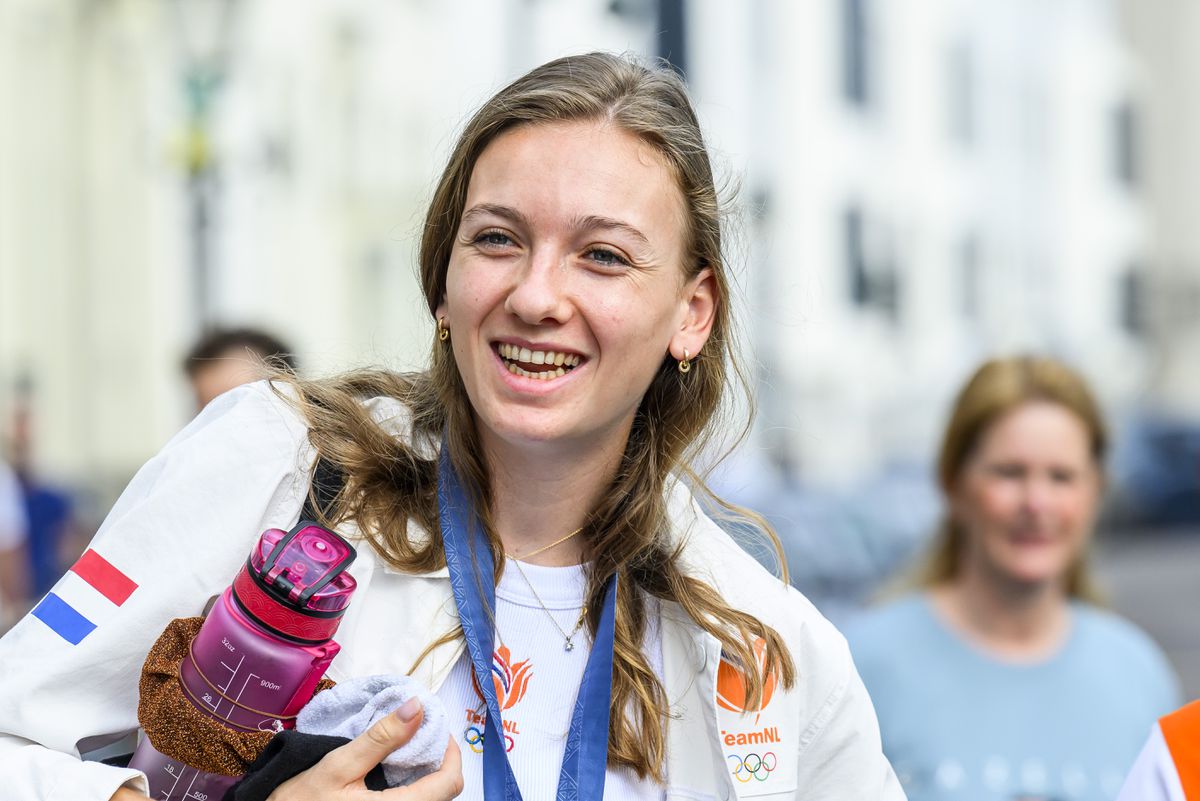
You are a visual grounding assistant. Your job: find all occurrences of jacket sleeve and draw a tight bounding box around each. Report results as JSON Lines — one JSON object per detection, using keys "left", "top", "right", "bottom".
{"left": 793, "top": 615, "right": 906, "bottom": 800}
{"left": 0, "top": 382, "right": 314, "bottom": 801}
{"left": 1115, "top": 723, "right": 1185, "bottom": 801}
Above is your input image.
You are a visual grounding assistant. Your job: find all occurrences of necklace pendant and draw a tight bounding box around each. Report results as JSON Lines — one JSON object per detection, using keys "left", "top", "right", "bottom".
{"left": 564, "top": 638, "right": 575, "bottom": 652}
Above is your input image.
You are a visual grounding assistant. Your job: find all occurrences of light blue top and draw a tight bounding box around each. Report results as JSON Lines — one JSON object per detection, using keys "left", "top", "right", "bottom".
{"left": 845, "top": 594, "right": 1181, "bottom": 801}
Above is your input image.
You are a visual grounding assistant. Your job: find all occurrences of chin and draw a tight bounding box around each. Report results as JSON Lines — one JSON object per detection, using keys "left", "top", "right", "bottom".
{"left": 995, "top": 557, "right": 1073, "bottom": 588}
{"left": 481, "top": 409, "right": 577, "bottom": 446}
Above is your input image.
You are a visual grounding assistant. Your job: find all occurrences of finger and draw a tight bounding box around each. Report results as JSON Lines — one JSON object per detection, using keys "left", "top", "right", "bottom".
{"left": 321, "top": 697, "right": 425, "bottom": 782}
{"left": 388, "top": 736, "right": 464, "bottom": 800}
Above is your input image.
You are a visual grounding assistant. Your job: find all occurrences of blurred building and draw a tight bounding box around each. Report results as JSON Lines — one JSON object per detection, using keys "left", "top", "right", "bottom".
{"left": 689, "top": 0, "right": 1149, "bottom": 486}
{"left": 0, "top": 0, "right": 1192, "bottom": 512}
{"left": 0, "top": 0, "right": 650, "bottom": 504}
{"left": 1119, "top": 0, "right": 1200, "bottom": 417}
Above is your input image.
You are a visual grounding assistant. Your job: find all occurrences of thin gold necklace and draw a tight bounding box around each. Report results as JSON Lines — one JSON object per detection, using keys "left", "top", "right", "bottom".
{"left": 508, "top": 526, "right": 583, "bottom": 561}
{"left": 508, "top": 557, "right": 588, "bottom": 652}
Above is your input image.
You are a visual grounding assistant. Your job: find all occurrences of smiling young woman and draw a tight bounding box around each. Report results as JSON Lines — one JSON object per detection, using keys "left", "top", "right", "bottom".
{"left": 846, "top": 356, "right": 1181, "bottom": 801}
{"left": 0, "top": 53, "right": 901, "bottom": 801}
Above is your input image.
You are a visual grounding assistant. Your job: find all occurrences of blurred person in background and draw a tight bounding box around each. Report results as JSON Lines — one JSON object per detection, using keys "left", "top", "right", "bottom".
{"left": 846, "top": 355, "right": 1180, "bottom": 801}
{"left": 0, "top": 457, "right": 30, "bottom": 632}
{"left": 7, "top": 399, "right": 85, "bottom": 602}
{"left": 182, "top": 326, "right": 297, "bottom": 412}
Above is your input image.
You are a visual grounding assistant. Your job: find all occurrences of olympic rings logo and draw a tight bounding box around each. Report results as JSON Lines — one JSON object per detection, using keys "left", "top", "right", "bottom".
{"left": 727, "top": 752, "right": 778, "bottom": 783}
{"left": 463, "top": 725, "right": 515, "bottom": 754}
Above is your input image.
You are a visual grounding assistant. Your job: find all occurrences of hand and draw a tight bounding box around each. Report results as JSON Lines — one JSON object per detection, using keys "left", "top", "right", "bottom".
{"left": 109, "top": 788, "right": 150, "bottom": 800}
{"left": 267, "top": 700, "right": 464, "bottom": 800}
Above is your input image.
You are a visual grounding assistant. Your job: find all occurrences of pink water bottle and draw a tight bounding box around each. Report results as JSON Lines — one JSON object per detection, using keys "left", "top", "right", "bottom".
{"left": 129, "top": 521, "right": 357, "bottom": 800}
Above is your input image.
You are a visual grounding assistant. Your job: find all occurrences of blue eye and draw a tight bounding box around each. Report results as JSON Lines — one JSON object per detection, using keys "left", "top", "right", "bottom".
{"left": 585, "top": 247, "right": 630, "bottom": 268}
{"left": 475, "top": 230, "right": 513, "bottom": 248}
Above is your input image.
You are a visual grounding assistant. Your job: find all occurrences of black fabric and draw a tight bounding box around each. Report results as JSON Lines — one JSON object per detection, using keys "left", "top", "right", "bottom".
{"left": 222, "top": 731, "right": 389, "bottom": 800}
{"left": 300, "top": 457, "right": 345, "bottom": 523}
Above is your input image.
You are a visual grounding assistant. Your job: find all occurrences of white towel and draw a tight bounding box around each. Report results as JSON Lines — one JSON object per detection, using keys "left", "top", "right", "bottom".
{"left": 297, "top": 674, "right": 448, "bottom": 787}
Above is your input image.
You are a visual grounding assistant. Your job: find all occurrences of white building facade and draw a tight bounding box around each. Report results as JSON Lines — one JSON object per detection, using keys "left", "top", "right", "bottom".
{"left": 0, "top": 0, "right": 1161, "bottom": 507}
{"left": 688, "top": 0, "right": 1149, "bottom": 486}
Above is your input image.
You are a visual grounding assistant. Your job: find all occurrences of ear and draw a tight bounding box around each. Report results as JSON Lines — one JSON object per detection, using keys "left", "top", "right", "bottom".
{"left": 434, "top": 297, "right": 449, "bottom": 327}
{"left": 669, "top": 267, "right": 718, "bottom": 361}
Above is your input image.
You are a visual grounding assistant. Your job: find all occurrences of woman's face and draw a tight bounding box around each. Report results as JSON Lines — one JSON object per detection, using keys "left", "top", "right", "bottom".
{"left": 437, "top": 120, "right": 715, "bottom": 455}
{"left": 950, "top": 401, "right": 1101, "bottom": 590}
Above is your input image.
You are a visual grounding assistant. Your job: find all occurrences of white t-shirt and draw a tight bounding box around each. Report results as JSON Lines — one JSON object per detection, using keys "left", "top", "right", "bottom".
{"left": 435, "top": 559, "right": 665, "bottom": 801}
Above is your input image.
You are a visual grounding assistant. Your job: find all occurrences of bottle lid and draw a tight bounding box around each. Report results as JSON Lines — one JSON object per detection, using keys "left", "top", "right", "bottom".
{"left": 232, "top": 521, "right": 358, "bottom": 643}
{"left": 251, "top": 524, "right": 357, "bottom": 613}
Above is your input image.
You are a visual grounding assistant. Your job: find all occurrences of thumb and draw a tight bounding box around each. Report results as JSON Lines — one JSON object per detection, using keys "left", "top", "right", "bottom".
{"left": 322, "top": 697, "right": 425, "bottom": 782}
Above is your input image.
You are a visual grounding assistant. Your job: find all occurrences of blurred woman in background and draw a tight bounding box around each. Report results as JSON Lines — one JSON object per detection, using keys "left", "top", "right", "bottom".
{"left": 847, "top": 355, "right": 1180, "bottom": 801}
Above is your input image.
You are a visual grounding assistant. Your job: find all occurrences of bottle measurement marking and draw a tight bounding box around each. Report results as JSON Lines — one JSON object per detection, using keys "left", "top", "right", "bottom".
{"left": 216, "top": 655, "right": 245, "bottom": 693}
{"left": 160, "top": 761, "right": 183, "bottom": 800}
{"left": 205, "top": 652, "right": 279, "bottom": 721}
{"left": 159, "top": 760, "right": 211, "bottom": 800}
{"left": 160, "top": 759, "right": 200, "bottom": 800}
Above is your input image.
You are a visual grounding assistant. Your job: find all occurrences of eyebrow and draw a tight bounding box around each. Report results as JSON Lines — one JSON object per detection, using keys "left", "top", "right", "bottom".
{"left": 460, "top": 204, "right": 651, "bottom": 250}
{"left": 460, "top": 203, "right": 531, "bottom": 230}
{"left": 570, "top": 214, "right": 651, "bottom": 250}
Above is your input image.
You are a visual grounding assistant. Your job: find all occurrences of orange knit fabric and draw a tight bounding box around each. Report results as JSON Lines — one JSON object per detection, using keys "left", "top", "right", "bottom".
{"left": 1161, "top": 700, "right": 1200, "bottom": 801}
{"left": 137, "top": 617, "right": 335, "bottom": 777}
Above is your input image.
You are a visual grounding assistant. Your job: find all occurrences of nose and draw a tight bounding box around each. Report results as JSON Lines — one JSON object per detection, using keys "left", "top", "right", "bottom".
{"left": 504, "top": 244, "right": 571, "bottom": 326}
{"left": 1021, "top": 476, "right": 1055, "bottom": 518}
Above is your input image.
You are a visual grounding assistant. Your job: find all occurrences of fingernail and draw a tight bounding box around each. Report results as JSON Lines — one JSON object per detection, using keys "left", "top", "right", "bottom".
{"left": 396, "top": 697, "right": 422, "bottom": 722}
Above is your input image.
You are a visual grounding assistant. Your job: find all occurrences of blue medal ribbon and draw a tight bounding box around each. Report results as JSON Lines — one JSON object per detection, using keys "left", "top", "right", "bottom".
{"left": 438, "top": 444, "right": 617, "bottom": 801}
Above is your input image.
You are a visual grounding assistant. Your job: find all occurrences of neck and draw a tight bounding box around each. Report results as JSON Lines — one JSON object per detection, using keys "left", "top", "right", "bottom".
{"left": 933, "top": 559, "right": 1070, "bottom": 662}
{"left": 480, "top": 427, "right": 629, "bottom": 566}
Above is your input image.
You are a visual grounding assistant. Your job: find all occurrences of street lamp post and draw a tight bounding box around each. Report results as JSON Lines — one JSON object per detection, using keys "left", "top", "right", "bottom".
{"left": 171, "top": 0, "right": 236, "bottom": 331}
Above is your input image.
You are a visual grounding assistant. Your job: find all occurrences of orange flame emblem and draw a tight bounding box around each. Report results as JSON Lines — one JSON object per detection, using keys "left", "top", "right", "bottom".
{"left": 716, "top": 637, "right": 777, "bottom": 718}
{"left": 471, "top": 644, "right": 533, "bottom": 711}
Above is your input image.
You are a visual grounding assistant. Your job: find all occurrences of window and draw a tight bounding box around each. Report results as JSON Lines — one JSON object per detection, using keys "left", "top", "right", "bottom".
{"left": 1119, "top": 265, "right": 1146, "bottom": 335}
{"left": 656, "top": 0, "right": 688, "bottom": 79}
{"left": 841, "top": 0, "right": 870, "bottom": 107}
{"left": 959, "top": 233, "right": 980, "bottom": 318}
{"left": 843, "top": 204, "right": 900, "bottom": 320}
{"left": 947, "top": 43, "right": 975, "bottom": 145}
{"left": 846, "top": 207, "right": 869, "bottom": 305}
{"left": 1113, "top": 100, "right": 1138, "bottom": 189}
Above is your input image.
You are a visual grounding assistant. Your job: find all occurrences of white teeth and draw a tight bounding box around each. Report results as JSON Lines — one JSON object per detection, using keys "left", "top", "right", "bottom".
{"left": 496, "top": 344, "right": 582, "bottom": 375}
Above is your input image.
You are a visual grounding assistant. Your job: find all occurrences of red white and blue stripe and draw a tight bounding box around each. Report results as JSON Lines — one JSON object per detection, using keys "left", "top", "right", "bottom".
{"left": 31, "top": 549, "right": 137, "bottom": 644}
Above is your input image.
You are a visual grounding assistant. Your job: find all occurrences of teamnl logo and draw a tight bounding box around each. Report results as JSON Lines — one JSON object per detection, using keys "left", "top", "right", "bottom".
{"left": 718, "top": 637, "right": 782, "bottom": 784}
{"left": 464, "top": 645, "right": 532, "bottom": 754}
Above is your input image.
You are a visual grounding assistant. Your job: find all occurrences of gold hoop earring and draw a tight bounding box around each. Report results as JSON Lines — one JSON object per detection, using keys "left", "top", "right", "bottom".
{"left": 437, "top": 317, "right": 449, "bottom": 342}
{"left": 678, "top": 348, "right": 691, "bottom": 374}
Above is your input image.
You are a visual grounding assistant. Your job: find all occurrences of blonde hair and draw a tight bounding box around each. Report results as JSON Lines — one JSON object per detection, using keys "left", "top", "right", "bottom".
{"left": 279, "top": 53, "right": 793, "bottom": 779}
{"left": 913, "top": 355, "right": 1107, "bottom": 602}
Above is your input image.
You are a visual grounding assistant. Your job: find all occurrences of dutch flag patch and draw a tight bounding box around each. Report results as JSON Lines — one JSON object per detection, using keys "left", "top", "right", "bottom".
{"left": 31, "top": 549, "right": 138, "bottom": 644}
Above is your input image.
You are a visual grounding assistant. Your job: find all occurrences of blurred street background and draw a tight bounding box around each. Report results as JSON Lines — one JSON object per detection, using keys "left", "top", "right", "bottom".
{"left": 1, "top": 0, "right": 1198, "bottom": 694}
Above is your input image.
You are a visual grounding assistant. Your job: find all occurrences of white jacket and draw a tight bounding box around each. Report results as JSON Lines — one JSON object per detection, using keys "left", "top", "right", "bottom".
{"left": 0, "top": 382, "right": 903, "bottom": 801}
